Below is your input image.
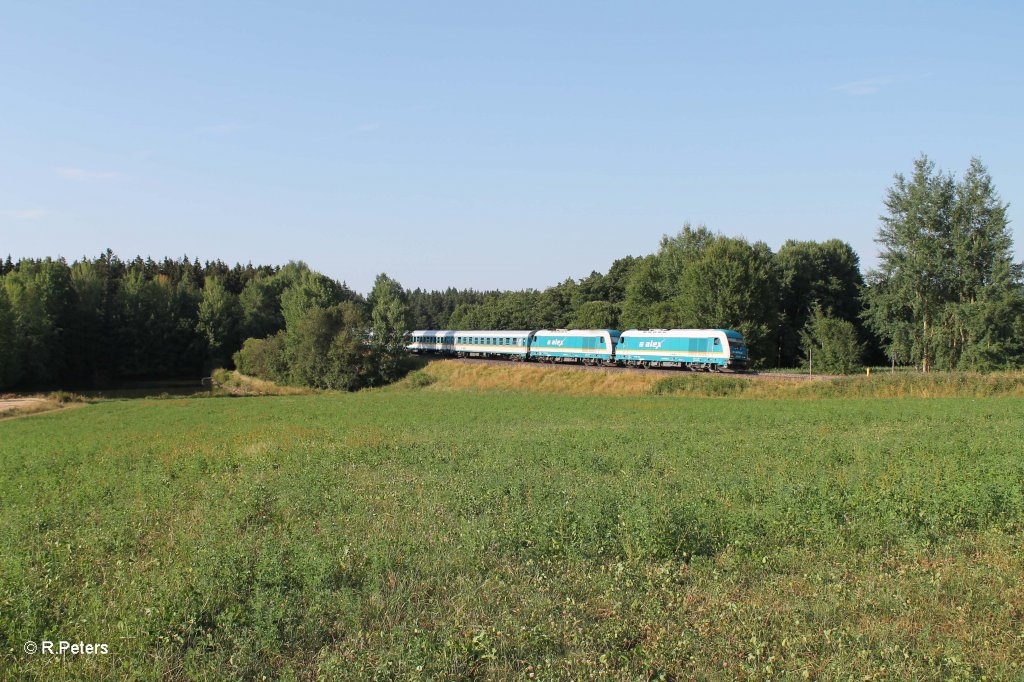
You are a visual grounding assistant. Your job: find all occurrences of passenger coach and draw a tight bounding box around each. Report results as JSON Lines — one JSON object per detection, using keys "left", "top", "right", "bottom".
{"left": 530, "top": 329, "right": 620, "bottom": 364}
{"left": 408, "top": 330, "right": 534, "bottom": 360}
{"left": 616, "top": 329, "right": 748, "bottom": 370}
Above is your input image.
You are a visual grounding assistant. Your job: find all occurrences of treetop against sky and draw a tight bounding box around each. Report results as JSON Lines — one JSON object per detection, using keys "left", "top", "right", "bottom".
{"left": 2, "top": 2, "right": 1022, "bottom": 292}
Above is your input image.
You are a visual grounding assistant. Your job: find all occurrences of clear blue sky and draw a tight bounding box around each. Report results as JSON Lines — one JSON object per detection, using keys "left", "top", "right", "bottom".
{"left": 2, "top": 1, "right": 1022, "bottom": 294}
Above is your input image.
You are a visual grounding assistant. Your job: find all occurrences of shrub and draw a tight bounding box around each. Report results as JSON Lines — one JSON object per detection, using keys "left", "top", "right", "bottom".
{"left": 404, "top": 370, "right": 436, "bottom": 388}
{"left": 801, "top": 305, "right": 863, "bottom": 374}
{"left": 233, "top": 331, "right": 289, "bottom": 383}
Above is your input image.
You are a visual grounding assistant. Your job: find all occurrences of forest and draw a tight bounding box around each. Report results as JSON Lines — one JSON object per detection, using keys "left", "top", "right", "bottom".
{"left": 1, "top": 155, "right": 1021, "bottom": 390}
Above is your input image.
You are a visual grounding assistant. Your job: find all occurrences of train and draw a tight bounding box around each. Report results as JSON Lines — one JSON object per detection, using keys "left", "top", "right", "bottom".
{"left": 407, "top": 328, "right": 749, "bottom": 371}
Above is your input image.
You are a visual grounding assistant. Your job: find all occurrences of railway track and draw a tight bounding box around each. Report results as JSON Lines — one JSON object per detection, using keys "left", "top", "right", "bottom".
{"left": 442, "top": 357, "right": 834, "bottom": 380}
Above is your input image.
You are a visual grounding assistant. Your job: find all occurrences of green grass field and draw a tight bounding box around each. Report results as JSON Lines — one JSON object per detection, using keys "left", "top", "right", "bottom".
{"left": 3, "top": 372, "right": 1024, "bottom": 679}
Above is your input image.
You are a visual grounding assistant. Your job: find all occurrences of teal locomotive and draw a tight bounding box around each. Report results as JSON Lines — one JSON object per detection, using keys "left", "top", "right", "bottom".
{"left": 408, "top": 328, "right": 749, "bottom": 371}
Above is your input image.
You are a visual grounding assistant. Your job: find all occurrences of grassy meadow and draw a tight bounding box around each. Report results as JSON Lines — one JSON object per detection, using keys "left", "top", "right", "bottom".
{"left": 2, "top": 365, "right": 1024, "bottom": 679}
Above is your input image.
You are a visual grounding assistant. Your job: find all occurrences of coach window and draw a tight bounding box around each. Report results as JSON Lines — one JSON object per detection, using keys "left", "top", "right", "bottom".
{"left": 714, "top": 338, "right": 720, "bottom": 346}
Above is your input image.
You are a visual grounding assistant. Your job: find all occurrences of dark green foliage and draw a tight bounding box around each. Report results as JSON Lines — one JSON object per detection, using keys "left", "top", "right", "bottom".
{"left": 800, "top": 305, "right": 864, "bottom": 374}
{"left": 406, "top": 288, "right": 493, "bottom": 329}
{"left": 448, "top": 289, "right": 560, "bottom": 329}
{"left": 865, "top": 156, "right": 1024, "bottom": 371}
{"left": 197, "top": 276, "right": 243, "bottom": 370}
{"left": 237, "top": 272, "right": 409, "bottom": 391}
{"left": 286, "top": 302, "right": 374, "bottom": 390}
{"left": 233, "top": 332, "right": 289, "bottom": 383}
{"left": 570, "top": 300, "right": 619, "bottom": 328}
{"left": 239, "top": 274, "right": 287, "bottom": 340}
{"left": 0, "top": 287, "right": 17, "bottom": 388}
{"left": 279, "top": 265, "right": 355, "bottom": 332}
{"left": 368, "top": 273, "right": 411, "bottom": 384}
{"left": 1, "top": 258, "right": 73, "bottom": 386}
{"left": 0, "top": 252, "right": 286, "bottom": 389}
{"left": 115, "top": 271, "right": 203, "bottom": 380}
{"left": 775, "top": 239, "right": 865, "bottom": 367}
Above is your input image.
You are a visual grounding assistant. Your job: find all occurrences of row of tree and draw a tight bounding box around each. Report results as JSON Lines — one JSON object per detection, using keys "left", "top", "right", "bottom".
{"left": 2, "top": 155, "right": 1019, "bottom": 389}
{"left": 232, "top": 273, "right": 410, "bottom": 390}
{"left": 438, "top": 230, "right": 869, "bottom": 369}
{"left": 414, "top": 156, "right": 1022, "bottom": 373}
{"left": 0, "top": 254, "right": 411, "bottom": 390}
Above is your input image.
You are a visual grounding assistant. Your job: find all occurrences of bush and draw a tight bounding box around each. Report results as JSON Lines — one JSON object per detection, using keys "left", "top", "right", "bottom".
{"left": 404, "top": 370, "right": 436, "bottom": 388}
{"left": 801, "top": 306, "right": 863, "bottom": 374}
{"left": 233, "top": 331, "right": 289, "bottom": 383}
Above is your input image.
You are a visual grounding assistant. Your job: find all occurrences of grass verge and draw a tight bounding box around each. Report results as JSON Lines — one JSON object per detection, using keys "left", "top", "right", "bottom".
{"left": 398, "top": 359, "right": 1024, "bottom": 399}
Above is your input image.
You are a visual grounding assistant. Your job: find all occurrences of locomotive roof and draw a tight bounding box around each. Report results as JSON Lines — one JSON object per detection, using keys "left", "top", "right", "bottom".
{"left": 411, "top": 329, "right": 533, "bottom": 335}
{"left": 620, "top": 328, "right": 739, "bottom": 337}
{"left": 534, "top": 329, "right": 621, "bottom": 335}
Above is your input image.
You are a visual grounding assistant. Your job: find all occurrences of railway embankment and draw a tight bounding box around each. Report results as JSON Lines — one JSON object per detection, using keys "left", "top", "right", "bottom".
{"left": 396, "top": 359, "right": 1024, "bottom": 399}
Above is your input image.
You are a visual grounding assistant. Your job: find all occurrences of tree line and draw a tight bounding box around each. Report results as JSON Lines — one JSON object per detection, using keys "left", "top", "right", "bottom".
{"left": 0, "top": 254, "right": 414, "bottom": 390}
{"left": 412, "top": 156, "right": 1022, "bottom": 373}
{"left": 1, "top": 155, "right": 1020, "bottom": 390}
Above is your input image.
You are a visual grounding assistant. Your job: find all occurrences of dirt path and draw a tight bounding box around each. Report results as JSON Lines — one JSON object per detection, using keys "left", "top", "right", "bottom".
{"left": 0, "top": 397, "right": 73, "bottom": 421}
{"left": 0, "top": 398, "right": 50, "bottom": 410}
